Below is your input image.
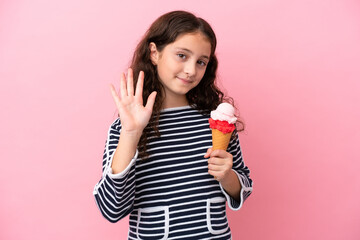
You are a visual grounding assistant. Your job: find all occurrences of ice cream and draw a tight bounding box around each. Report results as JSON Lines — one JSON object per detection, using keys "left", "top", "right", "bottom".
{"left": 209, "top": 103, "right": 236, "bottom": 150}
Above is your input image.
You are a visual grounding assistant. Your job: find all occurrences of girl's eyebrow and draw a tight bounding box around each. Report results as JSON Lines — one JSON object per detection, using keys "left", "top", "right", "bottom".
{"left": 175, "top": 47, "right": 210, "bottom": 59}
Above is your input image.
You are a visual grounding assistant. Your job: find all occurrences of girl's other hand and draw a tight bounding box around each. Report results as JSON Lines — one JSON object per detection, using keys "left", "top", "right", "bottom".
{"left": 110, "top": 68, "right": 157, "bottom": 136}
{"left": 205, "top": 148, "right": 233, "bottom": 182}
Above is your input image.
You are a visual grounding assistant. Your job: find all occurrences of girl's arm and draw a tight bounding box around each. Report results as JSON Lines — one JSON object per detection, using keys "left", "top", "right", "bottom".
{"left": 109, "top": 68, "right": 156, "bottom": 173}
{"left": 93, "top": 119, "right": 138, "bottom": 223}
{"left": 206, "top": 149, "right": 241, "bottom": 201}
{"left": 205, "top": 136, "right": 253, "bottom": 209}
{"left": 93, "top": 68, "right": 157, "bottom": 222}
{"left": 111, "top": 130, "right": 141, "bottom": 174}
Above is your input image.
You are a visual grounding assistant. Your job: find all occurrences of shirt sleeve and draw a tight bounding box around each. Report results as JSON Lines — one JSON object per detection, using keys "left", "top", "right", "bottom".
{"left": 219, "top": 133, "right": 253, "bottom": 210}
{"left": 93, "top": 118, "right": 137, "bottom": 223}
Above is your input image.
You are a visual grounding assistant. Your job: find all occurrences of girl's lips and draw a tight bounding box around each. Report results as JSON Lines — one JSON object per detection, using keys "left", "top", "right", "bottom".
{"left": 177, "top": 76, "right": 192, "bottom": 84}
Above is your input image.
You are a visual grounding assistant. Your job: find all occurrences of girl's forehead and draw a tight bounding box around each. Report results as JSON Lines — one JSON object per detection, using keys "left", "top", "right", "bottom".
{"left": 170, "top": 32, "right": 211, "bottom": 56}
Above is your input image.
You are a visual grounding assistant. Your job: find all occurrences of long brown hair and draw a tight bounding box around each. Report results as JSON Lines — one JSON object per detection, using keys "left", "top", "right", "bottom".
{"left": 126, "top": 10, "right": 244, "bottom": 159}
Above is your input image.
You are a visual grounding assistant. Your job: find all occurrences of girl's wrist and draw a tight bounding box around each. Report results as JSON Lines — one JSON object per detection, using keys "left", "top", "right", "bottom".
{"left": 121, "top": 128, "right": 143, "bottom": 138}
{"left": 219, "top": 169, "right": 235, "bottom": 185}
{"left": 120, "top": 129, "right": 143, "bottom": 145}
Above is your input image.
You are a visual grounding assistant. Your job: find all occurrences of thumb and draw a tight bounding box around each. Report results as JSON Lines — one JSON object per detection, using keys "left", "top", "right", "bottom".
{"left": 145, "top": 91, "right": 157, "bottom": 111}
{"left": 204, "top": 147, "right": 213, "bottom": 158}
{"left": 110, "top": 84, "right": 121, "bottom": 109}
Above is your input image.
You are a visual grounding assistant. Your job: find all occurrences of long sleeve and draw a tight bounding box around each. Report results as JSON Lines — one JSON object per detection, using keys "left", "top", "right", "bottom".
{"left": 220, "top": 134, "right": 253, "bottom": 210}
{"left": 93, "top": 118, "right": 137, "bottom": 223}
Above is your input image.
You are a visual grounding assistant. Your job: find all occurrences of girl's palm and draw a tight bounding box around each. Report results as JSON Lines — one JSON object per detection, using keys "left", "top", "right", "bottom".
{"left": 110, "top": 68, "right": 157, "bottom": 134}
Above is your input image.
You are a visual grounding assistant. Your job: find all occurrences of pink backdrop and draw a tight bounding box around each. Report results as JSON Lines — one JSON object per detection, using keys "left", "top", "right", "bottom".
{"left": 1, "top": 0, "right": 359, "bottom": 239}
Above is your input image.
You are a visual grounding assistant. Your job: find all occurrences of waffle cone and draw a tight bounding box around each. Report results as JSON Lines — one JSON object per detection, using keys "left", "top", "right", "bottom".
{"left": 211, "top": 129, "right": 232, "bottom": 150}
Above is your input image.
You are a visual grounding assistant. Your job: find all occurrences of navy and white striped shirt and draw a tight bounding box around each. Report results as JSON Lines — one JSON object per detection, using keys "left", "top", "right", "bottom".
{"left": 93, "top": 105, "right": 253, "bottom": 239}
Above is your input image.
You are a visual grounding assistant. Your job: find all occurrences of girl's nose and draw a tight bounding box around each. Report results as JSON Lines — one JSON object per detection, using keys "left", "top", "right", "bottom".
{"left": 184, "top": 61, "right": 196, "bottom": 77}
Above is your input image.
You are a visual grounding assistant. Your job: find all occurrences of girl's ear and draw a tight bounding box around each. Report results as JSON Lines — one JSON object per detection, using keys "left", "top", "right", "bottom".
{"left": 149, "top": 42, "right": 159, "bottom": 65}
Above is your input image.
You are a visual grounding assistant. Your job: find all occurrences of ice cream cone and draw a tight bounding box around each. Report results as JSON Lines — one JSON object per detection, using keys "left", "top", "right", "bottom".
{"left": 211, "top": 129, "right": 232, "bottom": 150}
{"left": 209, "top": 103, "right": 237, "bottom": 151}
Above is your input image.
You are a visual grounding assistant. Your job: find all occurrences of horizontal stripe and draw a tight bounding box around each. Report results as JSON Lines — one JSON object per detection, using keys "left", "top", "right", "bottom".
{"left": 93, "top": 106, "right": 253, "bottom": 239}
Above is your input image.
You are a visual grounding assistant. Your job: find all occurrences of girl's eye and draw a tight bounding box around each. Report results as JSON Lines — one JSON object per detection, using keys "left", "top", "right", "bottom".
{"left": 177, "top": 53, "right": 186, "bottom": 59}
{"left": 197, "top": 60, "right": 207, "bottom": 66}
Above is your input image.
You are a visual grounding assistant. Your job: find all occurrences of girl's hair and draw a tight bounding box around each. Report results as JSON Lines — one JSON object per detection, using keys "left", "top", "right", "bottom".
{"left": 126, "top": 10, "right": 244, "bottom": 159}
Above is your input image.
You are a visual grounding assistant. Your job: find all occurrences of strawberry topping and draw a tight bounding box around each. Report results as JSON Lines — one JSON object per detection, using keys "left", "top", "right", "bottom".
{"left": 209, "top": 118, "right": 236, "bottom": 133}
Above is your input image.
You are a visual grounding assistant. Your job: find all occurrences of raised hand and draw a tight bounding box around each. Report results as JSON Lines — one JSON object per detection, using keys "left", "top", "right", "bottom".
{"left": 110, "top": 68, "right": 157, "bottom": 136}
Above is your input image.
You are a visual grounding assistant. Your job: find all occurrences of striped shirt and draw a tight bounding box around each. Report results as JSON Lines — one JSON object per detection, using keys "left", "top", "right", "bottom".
{"left": 93, "top": 105, "right": 253, "bottom": 239}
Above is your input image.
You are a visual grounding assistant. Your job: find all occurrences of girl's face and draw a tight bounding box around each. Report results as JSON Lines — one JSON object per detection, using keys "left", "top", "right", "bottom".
{"left": 150, "top": 32, "right": 211, "bottom": 103}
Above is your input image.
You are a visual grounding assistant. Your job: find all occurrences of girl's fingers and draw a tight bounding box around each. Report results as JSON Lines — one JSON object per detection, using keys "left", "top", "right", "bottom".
{"left": 204, "top": 148, "right": 213, "bottom": 158}
{"left": 110, "top": 84, "right": 121, "bottom": 108}
{"left": 120, "top": 72, "right": 127, "bottom": 98}
{"left": 208, "top": 163, "right": 223, "bottom": 171}
{"left": 208, "top": 156, "right": 224, "bottom": 165}
{"left": 207, "top": 170, "right": 220, "bottom": 180}
{"left": 135, "top": 71, "right": 144, "bottom": 101}
{"left": 127, "top": 68, "right": 134, "bottom": 96}
{"left": 209, "top": 149, "right": 230, "bottom": 159}
{"left": 145, "top": 91, "right": 157, "bottom": 111}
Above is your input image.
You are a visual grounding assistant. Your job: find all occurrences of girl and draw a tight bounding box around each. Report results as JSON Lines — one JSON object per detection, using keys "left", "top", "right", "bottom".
{"left": 93, "top": 10, "right": 253, "bottom": 239}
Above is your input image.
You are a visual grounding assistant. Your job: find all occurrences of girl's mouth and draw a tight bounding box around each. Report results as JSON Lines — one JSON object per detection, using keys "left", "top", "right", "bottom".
{"left": 177, "top": 76, "right": 193, "bottom": 84}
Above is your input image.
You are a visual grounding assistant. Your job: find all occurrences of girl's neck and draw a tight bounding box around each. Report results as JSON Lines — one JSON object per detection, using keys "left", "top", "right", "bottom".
{"left": 161, "top": 93, "right": 189, "bottom": 109}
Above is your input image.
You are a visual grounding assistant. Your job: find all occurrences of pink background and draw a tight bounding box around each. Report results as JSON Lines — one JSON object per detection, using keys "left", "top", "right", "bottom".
{"left": 1, "top": 0, "right": 359, "bottom": 239}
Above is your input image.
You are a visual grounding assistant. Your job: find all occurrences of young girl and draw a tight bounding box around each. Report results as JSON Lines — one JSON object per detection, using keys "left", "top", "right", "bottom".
{"left": 93, "top": 10, "right": 253, "bottom": 239}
